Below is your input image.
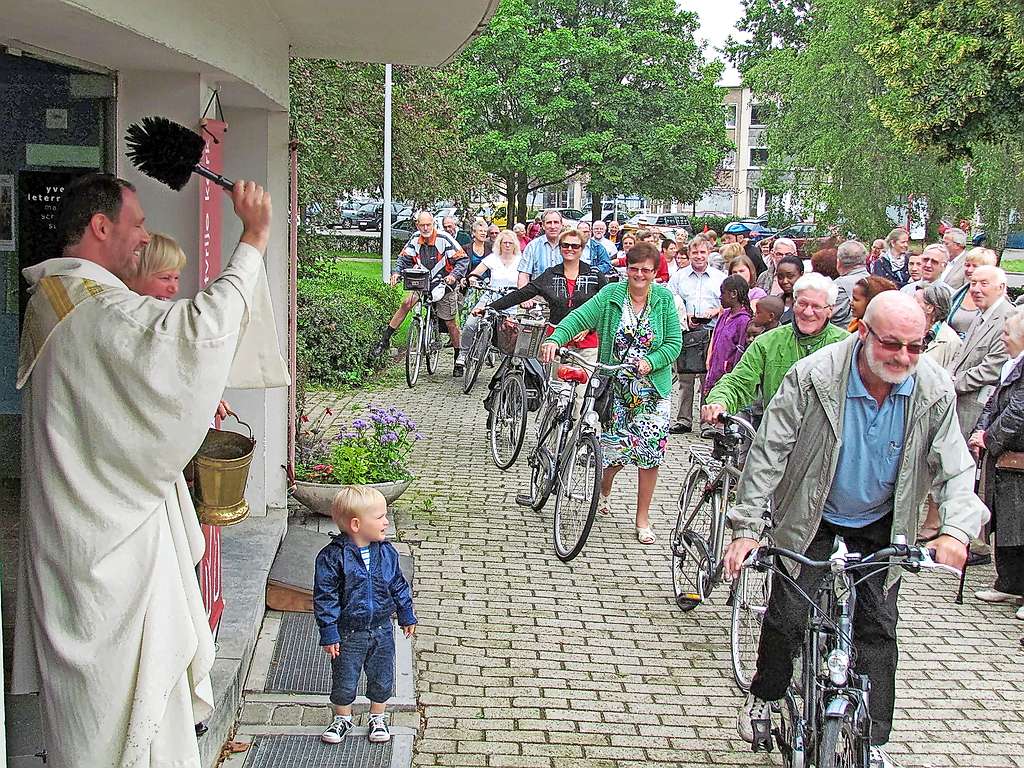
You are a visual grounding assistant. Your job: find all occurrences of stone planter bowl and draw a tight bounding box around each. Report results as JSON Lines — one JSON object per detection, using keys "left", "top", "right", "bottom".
{"left": 290, "top": 478, "right": 413, "bottom": 517}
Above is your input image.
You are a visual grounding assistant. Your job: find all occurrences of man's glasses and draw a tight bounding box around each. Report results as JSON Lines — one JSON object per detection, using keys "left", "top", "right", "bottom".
{"left": 793, "top": 298, "right": 831, "bottom": 313}
{"left": 560, "top": 242, "right": 582, "bottom": 250}
{"left": 626, "top": 266, "right": 655, "bottom": 275}
{"left": 864, "top": 324, "right": 925, "bottom": 354}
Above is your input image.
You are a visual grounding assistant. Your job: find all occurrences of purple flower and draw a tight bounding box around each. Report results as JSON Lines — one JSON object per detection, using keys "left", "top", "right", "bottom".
{"left": 379, "top": 431, "right": 399, "bottom": 444}
{"left": 351, "top": 418, "right": 370, "bottom": 430}
{"left": 414, "top": 432, "right": 424, "bottom": 441}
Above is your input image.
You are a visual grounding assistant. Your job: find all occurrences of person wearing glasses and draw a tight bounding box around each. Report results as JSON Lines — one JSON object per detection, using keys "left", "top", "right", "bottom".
{"left": 722, "top": 290, "right": 985, "bottom": 768}
{"left": 702, "top": 272, "right": 848, "bottom": 424}
{"left": 483, "top": 228, "right": 607, "bottom": 370}
{"left": 539, "top": 242, "right": 682, "bottom": 545}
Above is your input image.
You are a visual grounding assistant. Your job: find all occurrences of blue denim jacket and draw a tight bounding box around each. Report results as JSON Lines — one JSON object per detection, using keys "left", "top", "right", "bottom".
{"left": 313, "top": 534, "right": 417, "bottom": 646}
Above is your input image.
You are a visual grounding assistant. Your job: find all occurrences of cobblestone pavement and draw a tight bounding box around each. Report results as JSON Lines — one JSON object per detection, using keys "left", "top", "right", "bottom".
{"left": 306, "top": 360, "right": 1024, "bottom": 768}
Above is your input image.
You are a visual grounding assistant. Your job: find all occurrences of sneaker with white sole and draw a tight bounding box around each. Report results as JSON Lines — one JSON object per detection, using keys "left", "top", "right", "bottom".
{"left": 975, "top": 588, "right": 1022, "bottom": 603}
{"left": 1016, "top": 605, "right": 1024, "bottom": 621}
{"left": 321, "top": 715, "right": 353, "bottom": 744}
{"left": 367, "top": 713, "right": 391, "bottom": 743}
{"left": 597, "top": 492, "right": 611, "bottom": 516}
{"left": 870, "top": 746, "right": 903, "bottom": 768}
{"left": 737, "top": 693, "right": 771, "bottom": 744}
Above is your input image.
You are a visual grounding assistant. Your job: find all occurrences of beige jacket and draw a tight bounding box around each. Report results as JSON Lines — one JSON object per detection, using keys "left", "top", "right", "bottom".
{"left": 949, "top": 297, "right": 1011, "bottom": 437}
{"left": 728, "top": 335, "right": 989, "bottom": 588}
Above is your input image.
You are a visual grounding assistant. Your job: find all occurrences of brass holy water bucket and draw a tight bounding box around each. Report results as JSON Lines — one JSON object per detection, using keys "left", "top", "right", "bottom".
{"left": 192, "top": 413, "right": 256, "bottom": 526}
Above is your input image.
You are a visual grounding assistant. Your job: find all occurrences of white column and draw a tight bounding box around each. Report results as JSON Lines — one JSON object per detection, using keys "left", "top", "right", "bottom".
{"left": 382, "top": 64, "right": 392, "bottom": 279}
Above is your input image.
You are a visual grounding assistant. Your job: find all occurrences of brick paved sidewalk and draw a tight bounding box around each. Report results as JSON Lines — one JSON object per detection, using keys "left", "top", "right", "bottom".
{"left": 307, "top": 367, "right": 1024, "bottom": 768}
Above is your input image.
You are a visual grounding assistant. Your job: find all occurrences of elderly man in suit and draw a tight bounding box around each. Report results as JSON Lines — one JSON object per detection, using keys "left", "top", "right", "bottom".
{"left": 949, "top": 266, "right": 1011, "bottom": 439}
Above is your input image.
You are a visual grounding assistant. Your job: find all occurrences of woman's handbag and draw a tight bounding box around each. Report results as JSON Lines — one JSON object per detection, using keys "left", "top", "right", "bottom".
{"left": 995, "top": 451, "right": 1024, "bottom": 472}
{"left": 679, "top": 326, "right": 712, "bottom": 374}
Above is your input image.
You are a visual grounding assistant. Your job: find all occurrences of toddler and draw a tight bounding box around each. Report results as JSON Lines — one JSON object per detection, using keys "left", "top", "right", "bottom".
{"left": 314, "top": 486, "right": 416, "bottom": 744}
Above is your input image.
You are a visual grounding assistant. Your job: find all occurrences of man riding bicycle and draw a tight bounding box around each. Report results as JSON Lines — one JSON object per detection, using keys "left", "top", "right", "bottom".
{"left": 371, "top": 211, "right": 468, "bottom": 376}
{"left": 722, "top": 291, "right": 988, "bottom": 768}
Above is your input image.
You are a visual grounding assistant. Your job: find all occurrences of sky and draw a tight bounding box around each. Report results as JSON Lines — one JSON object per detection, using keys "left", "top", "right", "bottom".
{"left": 682, "top": 0, "right": 746, "bottom": 86}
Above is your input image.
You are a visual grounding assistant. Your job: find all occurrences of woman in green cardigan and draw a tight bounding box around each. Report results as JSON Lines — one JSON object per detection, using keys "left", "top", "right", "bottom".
{"left": 540, "top": 242, "right": 682, "bottom": 544}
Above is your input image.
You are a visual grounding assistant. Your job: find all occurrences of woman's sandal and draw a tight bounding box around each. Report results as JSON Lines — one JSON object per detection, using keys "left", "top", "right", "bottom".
{"left": 636, "top": 525, "right": 656, "bottom": 545}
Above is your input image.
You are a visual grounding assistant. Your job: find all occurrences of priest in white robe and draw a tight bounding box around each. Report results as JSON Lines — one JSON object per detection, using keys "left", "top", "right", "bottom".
{"left": 11, "top": 175, "right": 288, "bottom": 768}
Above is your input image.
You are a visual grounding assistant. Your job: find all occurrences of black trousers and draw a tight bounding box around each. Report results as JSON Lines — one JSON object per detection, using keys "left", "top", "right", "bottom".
{"left": 750, "top": 514, "right": 901, "bottom": 744}
{"left": 995, "top": 545, "right": 1024, "bottom": 595}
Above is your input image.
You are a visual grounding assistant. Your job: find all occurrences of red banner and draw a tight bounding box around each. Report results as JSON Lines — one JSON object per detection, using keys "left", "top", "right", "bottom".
{"left": 197, "top": 118, "right": 228, "bottom": 633}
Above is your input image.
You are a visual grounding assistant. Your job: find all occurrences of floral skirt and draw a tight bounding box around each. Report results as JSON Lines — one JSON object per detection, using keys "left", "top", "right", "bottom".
{"left": 601, "top": 377, "right": 670, "bottom": 469}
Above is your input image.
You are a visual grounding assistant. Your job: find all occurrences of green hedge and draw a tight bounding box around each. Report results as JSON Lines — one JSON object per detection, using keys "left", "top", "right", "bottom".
{"left": 297, "top": 261, "right": 402, "bottom": 388}
{"left": 690, "top": 215, "right": 733, "bottom": 236}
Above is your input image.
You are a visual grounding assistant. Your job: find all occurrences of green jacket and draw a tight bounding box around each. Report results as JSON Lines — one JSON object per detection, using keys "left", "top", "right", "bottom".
{"left": 706, "top": 321, "right": 848, "bottom": 412}
{"left": 548, "top": 282, "right": 682, "bottom": 398}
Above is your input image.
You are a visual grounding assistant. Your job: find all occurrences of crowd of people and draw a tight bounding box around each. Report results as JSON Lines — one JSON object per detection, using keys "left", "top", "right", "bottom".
{"left": 374, "top": 207, "right": 1013, "bottom": 768}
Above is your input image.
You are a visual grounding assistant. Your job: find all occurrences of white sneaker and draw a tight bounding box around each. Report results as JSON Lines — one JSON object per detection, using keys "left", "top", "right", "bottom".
{"left": 737, "top": 693, "right": 771, "bottom": 743}
{"left": 1016, "top": 605, "right": 1024, "bottom": 621}
{"left": 321, "top": 715, "right": 353, "bottom": 744}
{"left": 597, "top": 492, "right": 611, "bottom": 516}
{"left": 870, "top": 746, "right": 903, "bottom": 768}
{"left": 367, "top": 713, "right": 391, "bottom": 743}
{"left": 975, "top": 588, "right": 1021, "bottom": 603}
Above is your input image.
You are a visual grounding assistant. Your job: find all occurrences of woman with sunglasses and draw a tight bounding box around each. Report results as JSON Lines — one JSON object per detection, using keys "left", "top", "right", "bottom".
{"left": 482, "top": 228, "right": 607, "bottom": 368}
{"left": 540, "top": 242, "right": 682, "bottom": 545}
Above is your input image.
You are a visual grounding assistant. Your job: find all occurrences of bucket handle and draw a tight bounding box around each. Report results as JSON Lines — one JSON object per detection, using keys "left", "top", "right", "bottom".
{"left": 222, "top": 409, "right": 255, "bottom": 444}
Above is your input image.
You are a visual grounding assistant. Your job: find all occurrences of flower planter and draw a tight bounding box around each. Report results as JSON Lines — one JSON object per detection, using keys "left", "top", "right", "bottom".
{"left": 290, "top": 478, "right": 413, "bottom": 517}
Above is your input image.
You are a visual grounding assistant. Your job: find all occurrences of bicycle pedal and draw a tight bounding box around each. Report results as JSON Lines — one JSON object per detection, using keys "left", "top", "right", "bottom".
{"left": 514, "top": 493, "right": 534, "bottom": 507}
{"left": 750, "top": 719, "right": 774, "bottom": 752}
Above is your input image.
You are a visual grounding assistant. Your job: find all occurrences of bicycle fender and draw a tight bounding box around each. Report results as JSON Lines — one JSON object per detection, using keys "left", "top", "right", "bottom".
{"left": 824, "top": 696, "right": 850, "bottom": 719}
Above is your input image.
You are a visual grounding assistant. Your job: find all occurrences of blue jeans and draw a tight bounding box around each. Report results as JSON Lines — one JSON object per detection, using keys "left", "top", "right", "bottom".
{"left": 329, "top": 622, "right": 396, "bottom": 706}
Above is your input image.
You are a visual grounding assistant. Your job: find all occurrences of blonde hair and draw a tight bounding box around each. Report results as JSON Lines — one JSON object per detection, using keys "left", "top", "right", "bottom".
{"left": 964, "top": 247, "right": 998, "bottom": 267}
{"left": 136, "top": 232, "right": 186, "bottom": 278}
{"left": 719, "top": 242, "right": 744, "bottom": 261}
{"left": 331, "top": 485, "right": 386, "bottom": 529}
{"left": 491, "top": 229, "right": 523, "bottom": 259}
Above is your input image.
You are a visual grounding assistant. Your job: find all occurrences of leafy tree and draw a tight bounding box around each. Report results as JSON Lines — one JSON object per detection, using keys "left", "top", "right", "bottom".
{"left": 862, "top": 0, "right": 1024, "bottom": 158}
{"left": 451, "top": 0, "right": 730, "bottom": 223}
{"left": 724, "top": 0, "right": 813, "bottom": 74}
{"left": 289, "top": 60, "right": 482, "bottom": 221}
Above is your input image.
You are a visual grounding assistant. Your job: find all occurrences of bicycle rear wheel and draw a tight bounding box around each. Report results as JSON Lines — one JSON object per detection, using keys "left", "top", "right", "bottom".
{"left": 462, "top": 321, "right": 491, "bottom": 394}
{"left": 671, "top": 464, "right": 717, "bottom": 611}
{"left": 553, "top": 432, "right": 602, "bottom": 562}
{"left": 425, "top": 306, "right": 440, "bottom": 374}
{"left": 730, "top": 560, "right": 772, "bottom": 691}
{"left": 818, "top": 713, "right": 867, "bottom": 768}
{"left": 525, "top": 399, "right": 562, "bottom": 511}
{"left": 489, "top": 373, "right": 528, "bottom": 469}
{"left": 405, "top": 314, "right": 423, "bottom": 388}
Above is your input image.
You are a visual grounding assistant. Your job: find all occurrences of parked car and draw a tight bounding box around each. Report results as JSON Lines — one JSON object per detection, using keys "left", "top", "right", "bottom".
{"left": 391, "top": 218, "right": 418, "bottom": 246}
{"left": 357, "top": 202, "right": 412, "bottom": 231}
{"left": 551, "top": 208, "right": 585, "bottom": 227}
{"left": 491, "top": 204, "right": 543, "bottom": 228}
{"left": 337, "top": 197, "right": 370, "bottom": 229}
{"left": 623, "top": 213, "right": 694, "bottom": 237}
{"left": 579, "top": 209, "right": 630, "bottom": 225}
{"left": 761, "top": 222, "right": 824, "bottom": 255}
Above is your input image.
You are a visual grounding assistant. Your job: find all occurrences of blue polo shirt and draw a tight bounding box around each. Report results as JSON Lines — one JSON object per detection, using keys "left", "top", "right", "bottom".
{"left": 822, "top": 342, "right": 914, "bottom": 527}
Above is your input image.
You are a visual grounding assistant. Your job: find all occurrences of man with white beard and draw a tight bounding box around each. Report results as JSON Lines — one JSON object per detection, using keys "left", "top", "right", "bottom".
{"left": 722, "top": 291, "right": 987, "bottom": 768}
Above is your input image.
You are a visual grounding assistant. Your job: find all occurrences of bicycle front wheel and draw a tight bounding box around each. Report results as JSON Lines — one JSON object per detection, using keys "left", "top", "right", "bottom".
{"left": 489, "top": 373, "right": 528, "bottom": 469}
{"left": 552, "top": 432, "right": 602, "bottom": 562}
{"left": 671, "top": 464, "right": 717, "bottom": 611}
{"left": 405, "top": 315, "right": 423, "bottom": 388}
{"left": 424, "top": 306, "right": 440, "bottom": 374}
{"left": 462, "top": 321, "right": 491, "bottom": 395}
{"left": 818, "top": 714, "right": 867, "bottom": 768}
{"left": 730, "top": 561, "right": 772, "bottom": 691}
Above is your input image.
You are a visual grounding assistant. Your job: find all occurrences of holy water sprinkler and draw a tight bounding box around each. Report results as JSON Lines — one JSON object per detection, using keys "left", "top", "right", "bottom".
{"left": 125, "top": 115, "right": 235, "bottom": 191}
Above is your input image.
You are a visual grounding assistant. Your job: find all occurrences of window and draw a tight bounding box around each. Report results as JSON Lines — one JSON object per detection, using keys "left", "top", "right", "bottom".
{"left": 724, "top": 104, "right": 737, "bottom": 128}
{"left": 749, "top": 105, "right": 767, "bottom": 127}
{"left": 750, "top": 148, "right": 769, "bottom": 167}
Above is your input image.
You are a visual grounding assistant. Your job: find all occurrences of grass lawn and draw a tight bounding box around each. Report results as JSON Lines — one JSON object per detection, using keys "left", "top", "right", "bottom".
{"left": 1001, "top": 259, "right": 1024, "bottom": 274}
{"left": 336, "top": 258, "right": 412, "bottom": 347}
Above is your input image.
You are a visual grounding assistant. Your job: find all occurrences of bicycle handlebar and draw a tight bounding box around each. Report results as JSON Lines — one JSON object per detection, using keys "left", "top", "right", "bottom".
{"left": 743, "top": 541, "right": 961, "bottom": 578}
{"left": 556, "top": 346, "right": 632, "bottom": 373}
{"left": 715, "top": 412, "right": 757, "bottom": 440}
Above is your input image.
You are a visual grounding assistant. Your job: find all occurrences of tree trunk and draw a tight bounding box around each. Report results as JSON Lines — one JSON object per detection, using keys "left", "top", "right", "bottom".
{"left": 516, "top": 172, "right": 529, "bottom": 225}
{"left": 504, "top": 175, "right": 517, "bottom": 226}
{"left": 590, "top": 191, "right": 603, "bottom": 224}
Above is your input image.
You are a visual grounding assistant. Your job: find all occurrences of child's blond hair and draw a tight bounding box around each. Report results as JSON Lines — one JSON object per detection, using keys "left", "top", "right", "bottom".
{"left": 331, "top": 485, "right": 386, "bottom": 530}
{"left": 136, "top": 232, "right": 186, "bottom": 278}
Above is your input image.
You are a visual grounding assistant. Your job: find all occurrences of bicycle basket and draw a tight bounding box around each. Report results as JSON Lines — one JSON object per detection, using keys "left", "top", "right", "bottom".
{"left": 402, "top": 267, "right": 430, "bottom": 292}
{"left": 495, "top": 315, "right": 547, "bottom": 358}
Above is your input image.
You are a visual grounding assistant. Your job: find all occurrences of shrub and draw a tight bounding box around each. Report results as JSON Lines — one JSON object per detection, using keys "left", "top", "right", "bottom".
{"left": 690, "top": 215, "right": 733, "bottom": 236}
{"left": 297, "top": 260, "right": 402, "bottom": 387}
